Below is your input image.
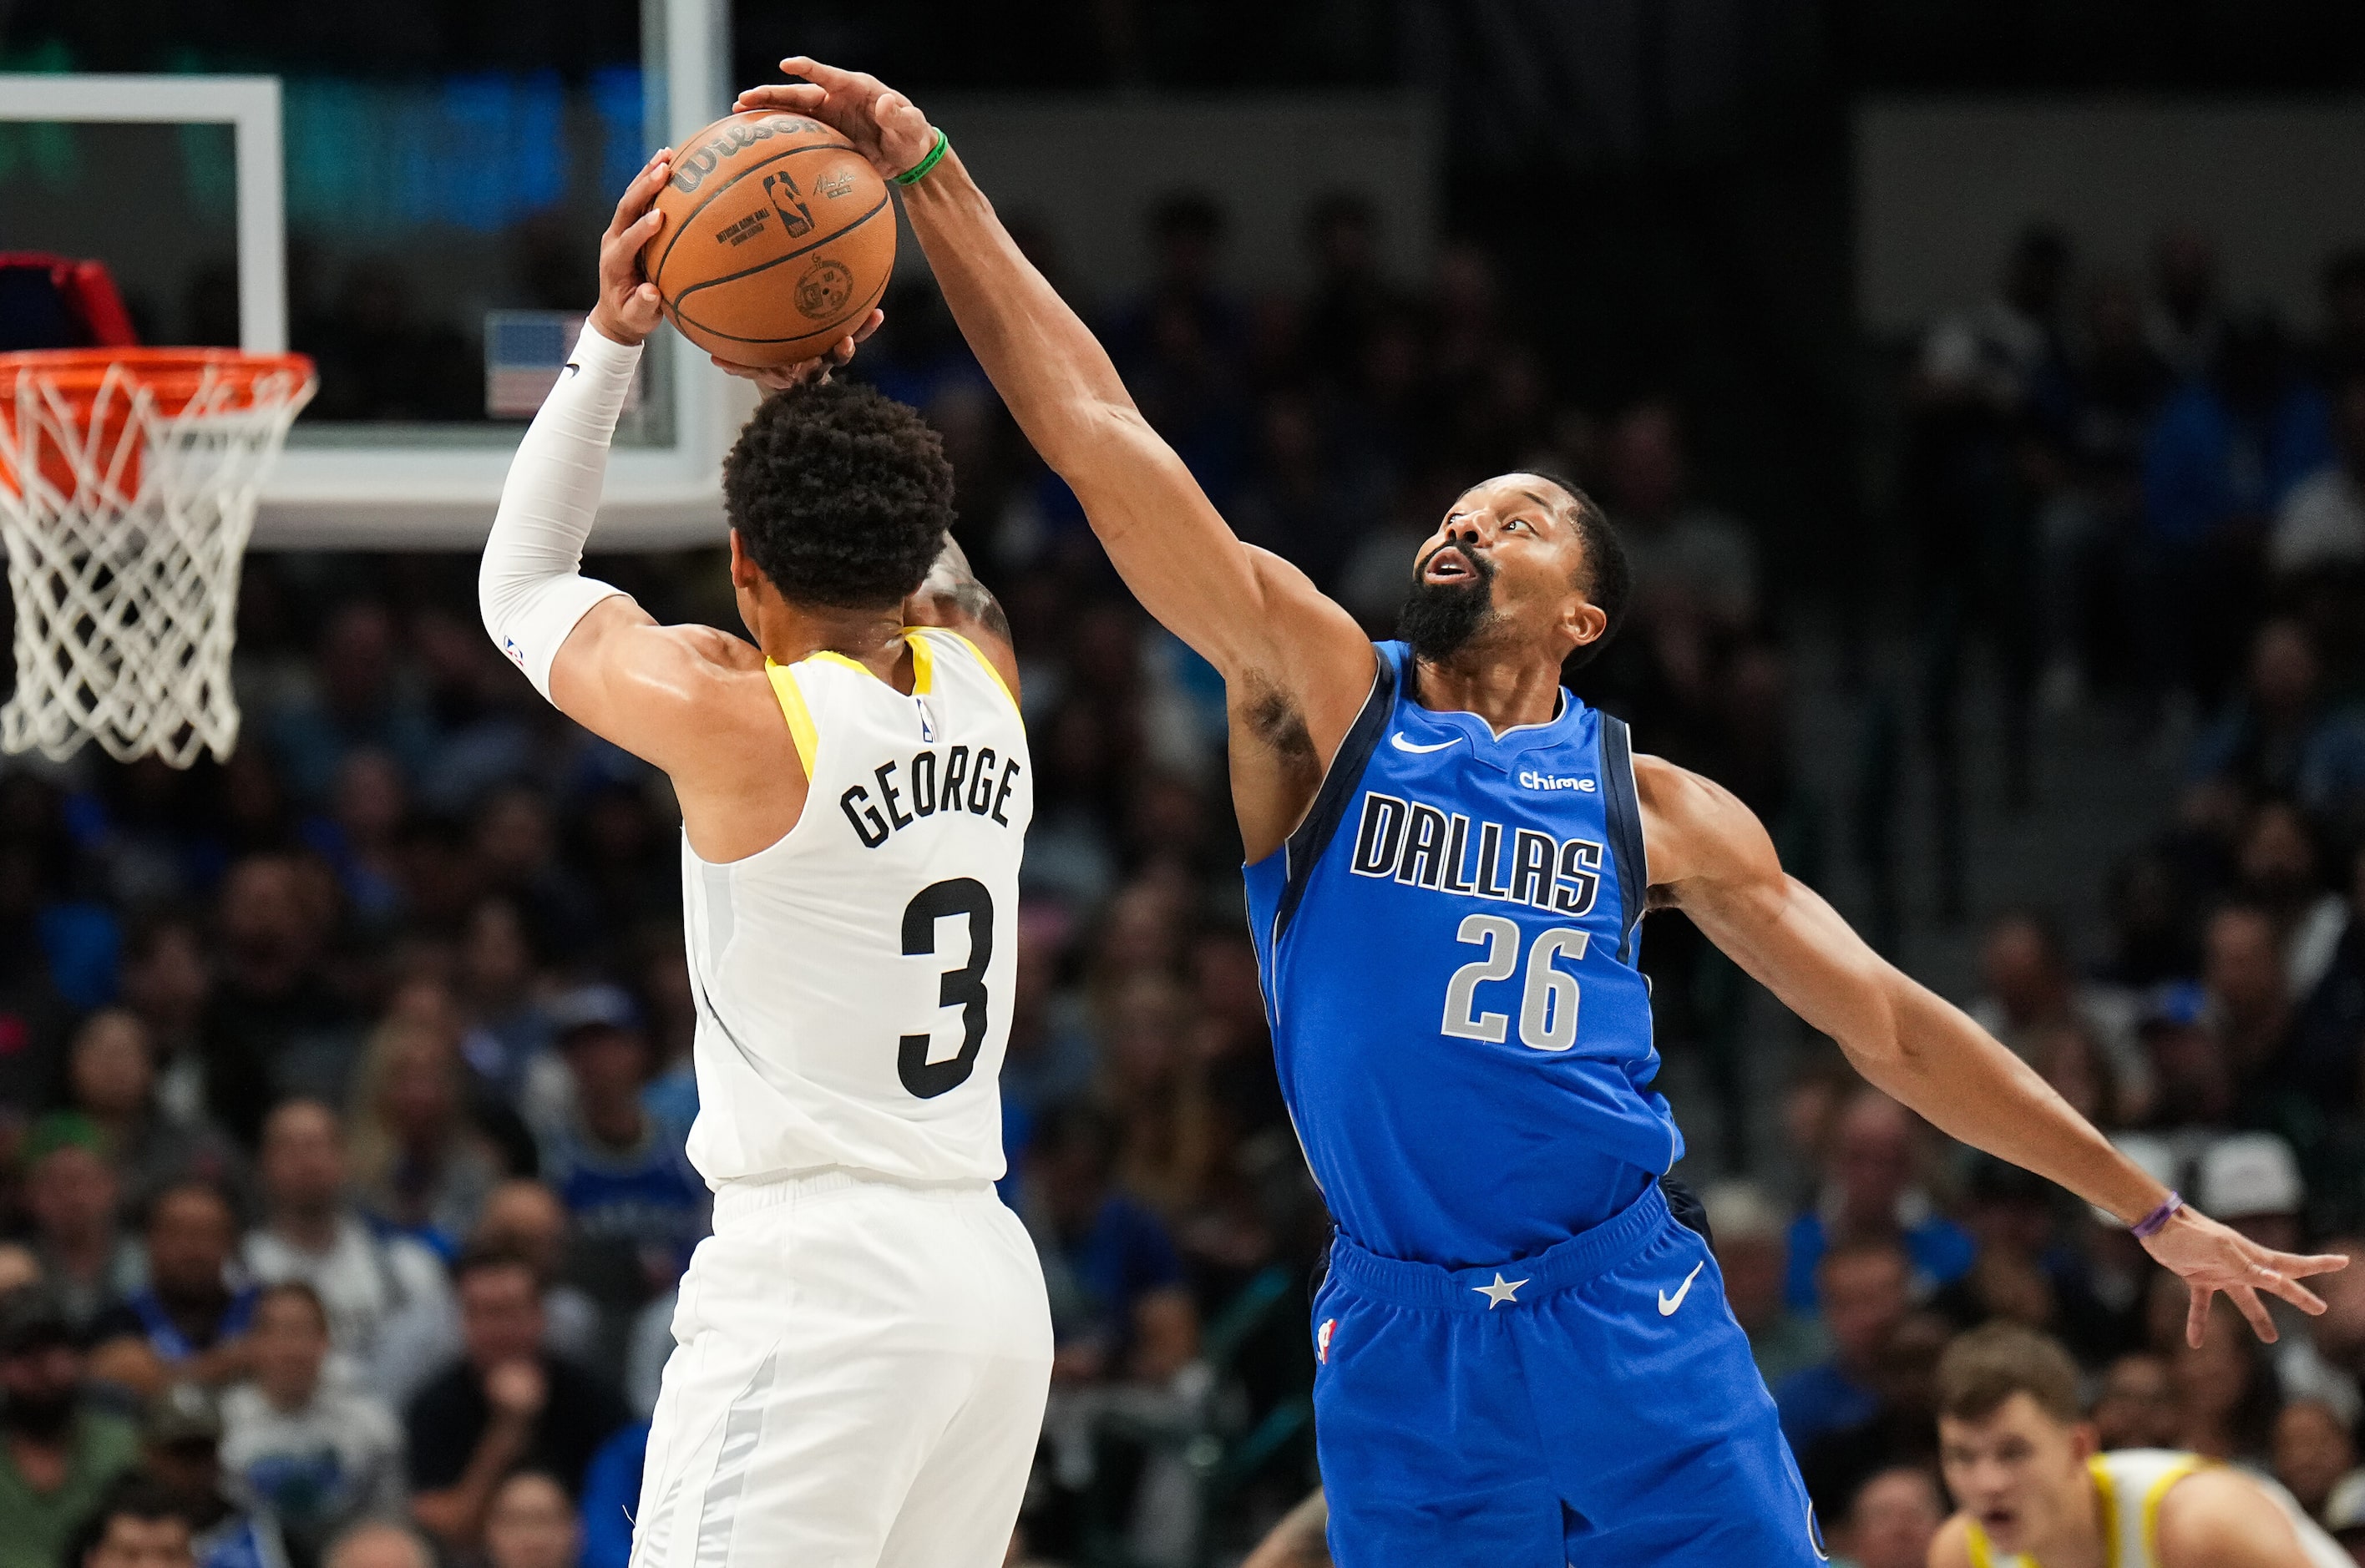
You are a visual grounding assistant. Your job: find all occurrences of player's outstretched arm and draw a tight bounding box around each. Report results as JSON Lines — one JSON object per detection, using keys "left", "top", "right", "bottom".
{"left": 478, "top": 147, "right": 869, "bottom": 779}
{"left": 1634, "top": 753, "right": 2349, "bottom": 1347}
{"left": 737, "top": 60, "right": 1375, "bottom": 857}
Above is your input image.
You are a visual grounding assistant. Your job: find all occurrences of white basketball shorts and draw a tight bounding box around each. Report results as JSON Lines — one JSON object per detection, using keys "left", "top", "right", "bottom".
{"left": 627, "top": 1168, "right": 1053, "bottom": 1568}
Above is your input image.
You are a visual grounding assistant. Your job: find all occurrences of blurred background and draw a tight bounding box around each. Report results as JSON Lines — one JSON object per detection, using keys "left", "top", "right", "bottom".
{"left": 4, "top": 3, "right": 2365, "bottom": 1567}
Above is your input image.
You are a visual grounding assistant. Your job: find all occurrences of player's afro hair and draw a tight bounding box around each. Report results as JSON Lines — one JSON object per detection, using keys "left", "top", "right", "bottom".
{"left": 722, "top": 377, "right": 955, "bottom": 610}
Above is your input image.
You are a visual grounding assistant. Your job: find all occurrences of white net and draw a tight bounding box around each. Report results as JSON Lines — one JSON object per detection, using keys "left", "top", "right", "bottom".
{"left": 0, "top": 353, "right": 315, "bottom": 766}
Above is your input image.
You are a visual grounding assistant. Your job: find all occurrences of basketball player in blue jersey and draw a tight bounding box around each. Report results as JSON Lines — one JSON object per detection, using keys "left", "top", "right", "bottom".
{"left": 742, "top": 59, "right": 2352, "bottom": 1567}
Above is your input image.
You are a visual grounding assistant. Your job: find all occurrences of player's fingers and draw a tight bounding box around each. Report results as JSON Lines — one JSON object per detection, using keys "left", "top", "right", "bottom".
{"left": 2231, "top": 1283, "right": 2279, "bottom": 1343}
{"left": 2185, "top": 1284, "right": 2211, "bottom": 1349}
{"left": 2268, "top": 1250, "right": 2354, "bottom": 1278}
{"left": 605, "top": 152, "right": 671, "bottom": 239}
{"left": 735, "top": 84, "right": 823, "bottom": 110}
{"left": 851, "top": 308, "right": 885, "bottom": 344}
{"left": 2263, "top": 1271, "right": 2329, "bottom": 1315}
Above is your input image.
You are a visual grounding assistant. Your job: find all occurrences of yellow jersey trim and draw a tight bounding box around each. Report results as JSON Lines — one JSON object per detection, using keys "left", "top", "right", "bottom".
{"left": 802, "top": 633, "right": 934, "bottom": 695}
{"left": 762, "top": 658, "right": 818, "bottom": 776}
{"left": 2091, "top": 1454, "right": 2121, "bottom": 1568}
{"left": 2138, "top": 1455, "right": 2205, "bottom": 1565}
{"left": 938, "top": 628, "right": 1017, "bottom": 711}
{"left": 1964, "top": 1523, "right": 1995, "bottom": 1568}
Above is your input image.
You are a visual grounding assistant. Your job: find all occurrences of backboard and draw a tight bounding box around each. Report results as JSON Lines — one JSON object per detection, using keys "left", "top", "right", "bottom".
{"left": 0, "top": 0, "right": 747, "bottom": 550}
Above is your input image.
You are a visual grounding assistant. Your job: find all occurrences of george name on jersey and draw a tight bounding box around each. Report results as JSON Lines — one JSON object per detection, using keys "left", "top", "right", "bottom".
{"left": 841, "top": 743, "right": 1022, "bottom": 848}
{"left": 1347, "top": 791, "right": 1603, "bottom": 915}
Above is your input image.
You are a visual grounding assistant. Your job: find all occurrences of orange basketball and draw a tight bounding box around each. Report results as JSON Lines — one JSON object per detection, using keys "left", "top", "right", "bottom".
{"left": 643, "top": 111, "right": 895, "bottom": 367}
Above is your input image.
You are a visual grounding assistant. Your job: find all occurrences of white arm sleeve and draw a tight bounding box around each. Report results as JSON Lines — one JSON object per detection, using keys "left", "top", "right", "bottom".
{"left": 479, "top": 321, "right": 641, "bottom": 702}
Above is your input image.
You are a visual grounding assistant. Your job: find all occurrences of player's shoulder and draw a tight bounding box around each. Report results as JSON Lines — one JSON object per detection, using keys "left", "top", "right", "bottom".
{"left": 1629, "top": 751, "right": 1779, "bottom": 887}
{"left": 1925, "top": 1513, "right": 1976, "bottom": 1568}
{"left": 2154, "top": 1464, "right": 2306, "bottom": 1565}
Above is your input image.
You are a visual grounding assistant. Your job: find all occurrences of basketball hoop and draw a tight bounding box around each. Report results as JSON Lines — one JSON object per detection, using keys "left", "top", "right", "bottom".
{"left": 0, "top": 349, "right": 315, "bottom": 766}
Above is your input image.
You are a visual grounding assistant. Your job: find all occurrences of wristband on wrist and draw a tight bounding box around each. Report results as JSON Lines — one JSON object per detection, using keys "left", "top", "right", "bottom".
{"left": 893, "top": 127, "right": 950, "bottom": 186}
{"left": 2130, "top": 1191, "right": 2184, "bottom": 1238}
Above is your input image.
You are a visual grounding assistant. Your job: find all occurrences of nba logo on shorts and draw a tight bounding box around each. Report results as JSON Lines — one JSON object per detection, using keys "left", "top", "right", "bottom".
{"left": 1316, "top": 1318, "right": 1335, "bottom": 1364}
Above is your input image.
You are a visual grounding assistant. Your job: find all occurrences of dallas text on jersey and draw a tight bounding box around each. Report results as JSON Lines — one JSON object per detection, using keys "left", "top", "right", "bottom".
{"left": 839, "top": 743, "right": 1023, "bottom": 848}
{"left": 1346, "top": 790, "right": 1606, "bottom": 914}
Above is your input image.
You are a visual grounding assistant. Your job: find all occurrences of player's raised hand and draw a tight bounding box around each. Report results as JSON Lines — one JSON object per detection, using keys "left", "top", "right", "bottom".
{"left": 710, "top": 307, "right": 884, "bottom": 394}
{"left": 737, "top": 57, "right": 935, "bottom": 181}
{"left": 2140, "top": 1204, "right": 2350, "bottom": 1346}
{"left": 590, "top": 147, "right": 673, "bottom": 346}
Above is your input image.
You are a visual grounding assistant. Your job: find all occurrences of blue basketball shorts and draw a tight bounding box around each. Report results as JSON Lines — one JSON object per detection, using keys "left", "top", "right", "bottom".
{"left": 1309, "top": 1182, "right": 1829, "bottom": 1566}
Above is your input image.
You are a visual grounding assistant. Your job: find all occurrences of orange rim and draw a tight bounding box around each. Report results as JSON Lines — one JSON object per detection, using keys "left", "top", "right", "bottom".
{"left": 0, "top": 349, "right": 316, "bottom": 417}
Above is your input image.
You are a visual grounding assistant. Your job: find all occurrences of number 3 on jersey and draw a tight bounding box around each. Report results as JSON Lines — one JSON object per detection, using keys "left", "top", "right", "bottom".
{"left": 1441, "top": 913, "right": 1587, "bottom": 1052}
{"left": 899, "top": 878, "right": 994, "bottom": 1099}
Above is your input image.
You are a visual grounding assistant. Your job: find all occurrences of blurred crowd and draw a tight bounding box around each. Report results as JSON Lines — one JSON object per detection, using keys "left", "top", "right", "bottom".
{"left": 1, "top": 186, "right": 2363, "bottom": 1568}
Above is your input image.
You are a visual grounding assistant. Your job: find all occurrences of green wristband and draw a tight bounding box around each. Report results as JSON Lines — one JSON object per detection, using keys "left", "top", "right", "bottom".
{"left": 892, "top": 127, "right": 949, "bottom": 186}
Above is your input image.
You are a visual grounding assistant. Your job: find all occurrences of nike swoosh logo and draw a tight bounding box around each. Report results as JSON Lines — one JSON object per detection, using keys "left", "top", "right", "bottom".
{"left": 1389, "top": 731, "right": 1461, "bottom": 754}
{"left": 1658, "top": 1260, "right": 1705, "bottom": 1317}
{"left": 562, "top": 362, "right": 581, "bottom": 377}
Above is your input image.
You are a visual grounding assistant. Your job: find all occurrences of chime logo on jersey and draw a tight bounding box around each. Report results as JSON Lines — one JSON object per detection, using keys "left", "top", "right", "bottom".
{"left": 1346, "top": 790, "right": 1605, "bottom": 915}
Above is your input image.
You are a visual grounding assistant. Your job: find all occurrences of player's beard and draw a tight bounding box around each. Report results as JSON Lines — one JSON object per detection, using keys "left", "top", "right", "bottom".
{"left": 1397, "top": 547, "right": 1499, "bottom": 662}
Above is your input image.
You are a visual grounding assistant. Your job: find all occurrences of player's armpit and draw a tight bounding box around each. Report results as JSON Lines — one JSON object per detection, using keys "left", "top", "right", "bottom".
{"left": 547, "top": 595, "right": 766, "bottom": 773}
{"left": 1638, "top": 752, "right": 2170, "bottom": 1227}
{"left": 2154, "top": 1469, "right": 2315, "bottom": 1566}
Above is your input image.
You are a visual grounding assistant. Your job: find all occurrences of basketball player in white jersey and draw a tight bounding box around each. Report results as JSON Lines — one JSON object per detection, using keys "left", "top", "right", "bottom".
{"left": 477, "top": 149, "right": 1051, "bottom": 1567}
{"left": 1931, "top": 1323, "right": 2348, "bottom": 1568}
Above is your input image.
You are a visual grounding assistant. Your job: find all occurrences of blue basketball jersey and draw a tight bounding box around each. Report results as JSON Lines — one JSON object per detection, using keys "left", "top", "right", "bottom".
{"left": 1243, "top": 641, "right": 1683, "bottom": 1268}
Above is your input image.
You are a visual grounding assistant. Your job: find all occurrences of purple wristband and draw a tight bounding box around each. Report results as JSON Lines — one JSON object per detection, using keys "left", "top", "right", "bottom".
{"left": 2131, "top": 1191, "right": 2183, "bottom": 1239}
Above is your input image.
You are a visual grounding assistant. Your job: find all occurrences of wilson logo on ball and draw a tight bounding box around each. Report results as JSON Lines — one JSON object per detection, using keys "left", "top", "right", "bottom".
{"left": 668, "top": 114, "right": 822, "bottom": 193}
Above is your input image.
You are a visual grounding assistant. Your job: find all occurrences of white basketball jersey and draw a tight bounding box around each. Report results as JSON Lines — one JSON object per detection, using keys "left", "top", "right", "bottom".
{"left": 679, "top": 627, "right": 1031, "bottom": 1186}
{"left": 1966, "top": 1449, "right": 2349, "bottom": 1568}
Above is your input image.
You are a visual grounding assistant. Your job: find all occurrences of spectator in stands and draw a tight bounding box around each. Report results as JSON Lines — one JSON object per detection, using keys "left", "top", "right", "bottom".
{"left": 319, "top": 1523, "right": 431, "bottom": 1568}
{"left": 2146, "top": 225, "right": 2224, "bottom": 380}
{"left": 57, "top": 1474, "right": 198, "bottom": 1568}
{"left": 1835, "top": 1464, "right": 1945, "bottom": 1568}
{"left": 2198, "top": 1133, "right": 2307, "bottom": 1255}
{"left": 2141, "top": 317, "right": 2332, "bottom": 714}
{"left": 89, "top": 1183, "right": 255, "bottom": 1398}
{"left": 999, "top": 905, "right": 1096, "bottom": 1144}
{"left": 346, "top": 1021, "right": 504, "bottom": 1258}
{"left": 2276, "top": 1398, "right": 2356, "bottom": 1525}
{"left": 530, "top": 990, "right": 705, "bottom": 1304}
{"left": 136, "top": 1381, "right": 289, "bottom": 1568}
{"left": 465, "top": 1181, "right": 601, "bottom": 1367}
{"left": 306, "top": 752, "right": 409, "bottom": 933}
{"left": 2190, "top": 621, "right": 2364, "bottom": 810}
{"left": 241, "top": 1100, "right": 454, "bottom": 1401}
{"left": 2172, "top": 1296, "right": 2283, "bottom": 1464}
{"left": 2200, "top": 905, "right": 2297, "bottom": 1086}
{"left": 1799, "top": 1311, "right": 1951, "bottom": 1522}
{"left": 1019, "top": 1106, "right": 1198, "bottom": 1389}
{"left": 474, "top": 790, "right": 596, "bottom": 963}
{"left": 453, "top": 899, "right": 555, "bottom": 1105}
{"left": 2237, "top": 802, "right": 2351, "bottom": 1001}
{"left": 1968, "top": 911, "right": 2149, "bottom": 1120}
{"left": 1775, "top": 1237, "right": 1911, "bottom": 1454}
{"left": 1096, "top": 973, "right": 1215, "bottom": 1222}
{"left": 1785, "top": 1089, "right": 1973, "bottom": 1310}
{"left": 117, "top": 913, "right": 214, "bottom": 1132}
{"left": 403, "top": 1249, "right": 625, "bottom": 1553}
{"left": 483, "top": 1471, "right": 580, "bottom": 1568}
{"left": 220, "top": 1282, "right": 406, "bottom": 1567}
{"left": 202, "top": 856, "right": 352, "bottom": 1147}
{"left": 0, "top": 1287, "right": 138, "bottom": 1568}
{"left": 2135, "top": 982, "right": 2236, "bottom": 1128}
{"left": 1599, "top": 399, "right": 1758, "bottom": 632}
{"left": 67, "top": 1009, "right": 241, "bottom": 1210}
{"left": 575, "top": 1423, "right": 646, "bottom": 1568}
{"left": 266, "top": 604, "right": 437, "bottom": 807}
{"left": 21, "top": 1115, "right": 139, "bottom": 1333}
{"left": 2272, "top": 375, "right": 2365, "bottom": 578}
{"left": 2092, "top": 1352, "right": 2182, "bottom": 1450}
{"left": 1704, "top": 1181, "right": 1826, "bottom": 1388}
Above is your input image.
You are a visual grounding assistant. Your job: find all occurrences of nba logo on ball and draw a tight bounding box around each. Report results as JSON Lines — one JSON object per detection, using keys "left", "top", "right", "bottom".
{"left": 796, "top": 260, "right": 855, "bottom": 321}
{"left": 762, "top": 172, "right": 815, "bottom": 239}
{"left": 1316, "top": 1318, "right": 1335, "bottom": 1364}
